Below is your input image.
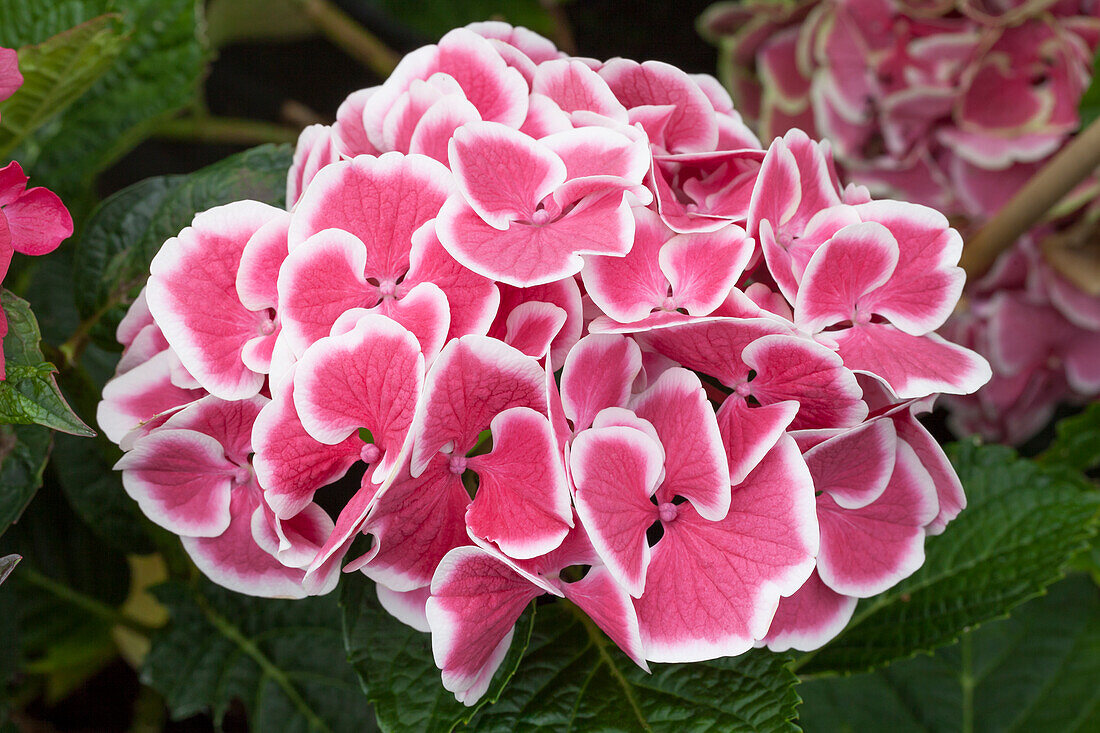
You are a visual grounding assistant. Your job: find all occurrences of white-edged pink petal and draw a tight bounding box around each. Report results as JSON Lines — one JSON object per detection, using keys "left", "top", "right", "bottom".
{"left": 834, "top": 324, "right": 992, "bottom": 399}
{"left": 742, "top": 334, "right": 868, "bottom": 429}
{"left": 634, "top": 436, "right": 818, "bottom": 662}
{"left": 147, "top": 201, "right": 284, "bottom": 399}
{"left": 569, "top": 425, "right": 663, "bottom": 598}
{"left": 803, "top": 418, "right": 897, "bottom": 510}
{"left": 426, "top": 546, "right": 542, "bottom": 705}
{"left": 411, "top": 335, "right": 547, "bottom": 476}
{"left": 794, "top": 221, "right": 900, "bottom": 334}
{"left": 631, "top": 368, "right": 731, "bottom": 520}
{"left": 762, "top": 571, "right": 857, "bottom": 652}
{"left": 501, "top": 301, "right": 567, "bottom": 359}
{"left": 448, "top": 121, "right": 566, "bottom": 228}
{"left": 581, "top": 205, "right": 672, "bottom": 323}
{"left": 182, "top": 489, "right": 311, "bottom": 599}
{"left": 560, "top": 566, "right": 649, "bottom": 670}
{"left": 659, "top": 225, "right": 753, "bottom": 315}
{"left": 560, "top": 334, "right": 642, "bottom": 433}
{"left": 251, "top": 368, "right": 362, "bottom": 520}
{"left": 115, "top": 428, "right": 234, "bottom": 537}
{"left": 816, "top": 441, "right": 938, "bottom": 597}
{"left": 466, "top": 407, "right": 572, "bottom": 559}
{"left": 437, "top": 189, "right": 635, "bottom": 287}
{"left": 716, "top": 397, "right": 799, "bottom": 486}
{"left": 294, "top": 313, "right": 423, "bottom": 482}
{"left": 287, "top": 152, "right": 455, "bottom": 280}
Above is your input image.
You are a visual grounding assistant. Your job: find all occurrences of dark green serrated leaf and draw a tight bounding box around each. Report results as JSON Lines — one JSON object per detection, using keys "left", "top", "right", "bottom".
{"left": 466, "top": 603, "right": 800, "bottom": 733}
{"left": 0, "top": 290, "right": 93, "bottom": 435}
{"left": 794, "top": 441, "right": 1100, "bottom": 676}
{"left": 25, "top": 0, "right": 207, "bottom": 202}
{"left": 0, "top": 14, "right": 128, "bottom": 158}
{"left": 1038, "top": 402, "right": 1100, "bottom": 473}
{"left": 368, "top": 0, "right": 555, "bottom": 40}
{"left": 146, "top": 579, "right": 368, "bottom": 732}
{"left": 341, "top": 573, "right": 534, "bottom": 733}
{"left": 74, "top": 144, "right": 292, "bottom": 348}
{"left": 0, "top": 424, "right": 51, "bottom": 536}
{"left": 799, "top": 575, "right": 1100, "bottom": 732}
{"left": 0, "top": 1, "right": 111, "bottom": 48}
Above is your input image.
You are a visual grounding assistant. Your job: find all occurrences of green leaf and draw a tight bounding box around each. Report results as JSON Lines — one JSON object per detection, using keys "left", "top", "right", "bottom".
{"left": 0, "top": 1, "right": 111, "bottom": 47}
{"left": 794, "top": 441, "right": 1100, "bottom": 676}
{"left": 52, "top": 432, "right": 154, "bottom": 554}
{"left": 145, "top": 579, "right": 368, "bottom": 732}
{"left": 342, "top": 573, "right": 799, "bottom": 732}
{"left": 0, "top": 290, "right": 94, "bottom": 436}
{"left": 73, "top": 144, "right": 293, "bottom": 348}
{"left": 367, "top": 0, "right": 555, "bottom": 40}
{"left": 466, "top": 603, "right": 800, "bottom": 732}
{"left": 0, "top": 14, "right": 128, "bottom": 158}
{"left": 798, "top": 574, "right": 1100, "bottom": 732}
{"left": 341, "top": 573, "right": 533, "bottom": 732}
{"left": 1080, "top": 46, "right": 1100, "bottom": 128}
{"left": 0, "top": 424, "right": 51, "bottom": 536}
{"left": 1038, "top": 402, "right": 1100, "bottom": 473}
{"left": 0, "top": 482, "right": 132, "bottom": 700}
{"left": 25, "top": 0, "right": 208, "bottom": 202}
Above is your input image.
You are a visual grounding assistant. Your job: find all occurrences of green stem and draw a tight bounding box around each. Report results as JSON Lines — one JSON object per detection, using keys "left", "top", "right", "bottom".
{"left": 960, "top": 633, "right": 975, "bottom": 733}
{"left": 192, "top": 590, "right": 329, "bottom": 732}
{"left": 292, "top": 0, "right": 399, "bottom": 77}
{"left": 57, "top": 296, "right": 117, "bottom": 369}
{"left": 569, "top": 603, "right": 653, "bottom": 732}
{"left": 19, "top": 566, "right": 157, "bottom": 636}
{"left": 154, "top": 116, "right": 300, "bottom": 146}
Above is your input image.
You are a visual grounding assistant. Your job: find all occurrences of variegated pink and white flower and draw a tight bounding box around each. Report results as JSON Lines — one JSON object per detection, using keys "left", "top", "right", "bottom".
{"left": 98, "top": 21, "right": 987, "bottom": 702}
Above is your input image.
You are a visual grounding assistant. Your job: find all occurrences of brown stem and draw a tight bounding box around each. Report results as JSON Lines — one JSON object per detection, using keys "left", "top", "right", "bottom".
{"left": 961, "top": 115, "right": 1100, "bottom": 278}
{"left": 294, "top": 0, "right": 399, "bottom": 78}
{"left": 540, "top": 0, "right": 578, "bottom": 55}
{"left": 154, "top": 116, "right": 300, "bottom": 146}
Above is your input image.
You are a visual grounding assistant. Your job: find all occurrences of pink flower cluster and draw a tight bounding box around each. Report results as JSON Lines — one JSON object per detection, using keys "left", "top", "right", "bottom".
{"left": 941, "top": 232, "right": 1100, "bottom": 442}
{"left": 701, "top": 0, "right": 1100, "bottom": 442}
{"left": 0, "top": 47, "right": 74, "bottom": 376}
{"left": 98, "top": 23, "right": 988, "bottom": 703}
{"left": 701, "top": 0, "right": 1100, "bottom": 217}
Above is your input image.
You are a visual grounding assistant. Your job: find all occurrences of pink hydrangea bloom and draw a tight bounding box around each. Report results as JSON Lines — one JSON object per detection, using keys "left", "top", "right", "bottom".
{"left": 99, "top": 22, "right": 987, "bottom": 699}
{"left": 0, "top": 49, "right": 74, "bottom": 378}
{"left": 701, "top": 0, "right": 1100, "bottom": 442}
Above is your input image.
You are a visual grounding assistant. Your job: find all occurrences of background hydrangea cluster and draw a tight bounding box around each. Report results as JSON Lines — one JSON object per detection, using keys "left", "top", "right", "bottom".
{"left": 701, "top": 0, "right": 1100, "bottom": 443}
{"left": 97, "top": 22, "right": 989, "bottom": 703}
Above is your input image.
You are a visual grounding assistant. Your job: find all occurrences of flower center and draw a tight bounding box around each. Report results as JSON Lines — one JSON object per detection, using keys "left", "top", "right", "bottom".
{"left": 377, "top": 279, "right": 398, "bottom": 298}
{"left": 448, "top": 454, "right": 468, "bottom": 475}
{"left": 735, "top": 381, "right": 753, "bottom": 397}
{"left": 657, "top": 502, "right": 678, "bottom": 523}
{"left": 360, "top": 443, "right": 381, "bottom": 465}
{"left": 854, "top": 308, "right": 873, "bottom": 325}
{"left": 232, "top": 465, "right": 252, "bottom": 486}
{"left": 530, "top": 208, "right": 553, "bottom": 225}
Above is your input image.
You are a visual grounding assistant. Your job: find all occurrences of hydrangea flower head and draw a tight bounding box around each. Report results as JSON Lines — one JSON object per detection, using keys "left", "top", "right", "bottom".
{"left": 701, "top": 0, "right": 1100, "bottom": 443}
{"left": 99, "top": 22, "right": 988, "bottom": 702}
